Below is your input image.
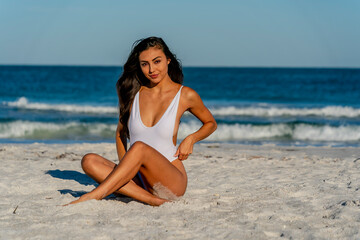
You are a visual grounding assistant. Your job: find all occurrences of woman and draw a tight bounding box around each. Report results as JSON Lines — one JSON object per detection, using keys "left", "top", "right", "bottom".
{"left": 68, "top": 37, "right": 217, "bottom": 206}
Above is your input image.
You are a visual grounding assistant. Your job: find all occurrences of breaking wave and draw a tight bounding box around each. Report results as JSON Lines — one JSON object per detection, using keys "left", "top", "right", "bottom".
{"left": 209, "top": 105, "right": 360, "bottom": 118}
{"left": 1, "top": 120, "right": 360, "bottom": 142}
{"left": 0, "top": 121, "right": 116, "bottom": 140}
{"left": 3, "top": 97, "right": 118, "bottom": 114}
{"left": 4, "top": 97, "right": 360, "bottom": 119}
{"left": 178, "top": 121, "right": 360, "bottom": 142}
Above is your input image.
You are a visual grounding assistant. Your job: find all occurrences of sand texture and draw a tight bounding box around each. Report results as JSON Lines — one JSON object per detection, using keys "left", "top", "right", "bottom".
{"left": 1, "top": 143, "right": 360, "bottom": 239}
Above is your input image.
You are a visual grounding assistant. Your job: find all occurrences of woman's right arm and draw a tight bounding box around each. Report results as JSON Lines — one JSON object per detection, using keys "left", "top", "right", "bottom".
{"left": 116, "top": 121, "right": 127, "bottom": 162}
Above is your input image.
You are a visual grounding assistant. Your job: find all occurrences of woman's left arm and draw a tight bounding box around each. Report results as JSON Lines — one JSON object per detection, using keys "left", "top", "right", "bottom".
{"left": 174, "top": 87, "right": 217, "bottom": 161}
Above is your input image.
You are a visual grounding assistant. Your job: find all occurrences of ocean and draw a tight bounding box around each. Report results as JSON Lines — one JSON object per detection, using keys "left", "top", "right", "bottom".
{"left": 1, "top": 66, "right": 360, "bottom": 147}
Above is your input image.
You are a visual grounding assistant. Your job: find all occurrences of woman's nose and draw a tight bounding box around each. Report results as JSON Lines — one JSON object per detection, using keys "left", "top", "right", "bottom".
{"left": 148, "top": 63, "right": 154, "bottom": 73}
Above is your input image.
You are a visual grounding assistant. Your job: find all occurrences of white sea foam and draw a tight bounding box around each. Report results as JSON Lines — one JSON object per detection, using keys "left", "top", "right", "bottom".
{"left": 178, "top": 121, "right": 360, "bottom": 142}
{"left": 0, "top": 121, "right": 116, "bottom": 139}
{"left": 209, "top": 105, "right": 360, "bottom": 118}
{"left": 4, "top": 97, "right": 360, "bottom": 118}
{"left": 1, "top": 120, "right": 360, "bottom": 142}
{"left": 293, "top": 124, "right": 360, "bottom": 141}
{"left": 3, "top": 97, "right": 118, "bottom": 114}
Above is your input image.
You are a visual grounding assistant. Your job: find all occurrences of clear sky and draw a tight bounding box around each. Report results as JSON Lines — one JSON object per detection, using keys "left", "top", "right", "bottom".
{"left": 1, "top": 0, "right": 360, "bottom": 67}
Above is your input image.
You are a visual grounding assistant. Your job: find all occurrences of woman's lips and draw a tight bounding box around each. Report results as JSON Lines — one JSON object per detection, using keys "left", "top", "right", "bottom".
{"left": 150, "top": 74, "right": 159, "bottom": 78}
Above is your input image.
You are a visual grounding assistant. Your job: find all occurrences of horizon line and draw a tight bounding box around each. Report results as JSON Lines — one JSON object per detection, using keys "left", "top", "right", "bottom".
{"left": 0, "top": 64, "right": 360, "bottom": 70}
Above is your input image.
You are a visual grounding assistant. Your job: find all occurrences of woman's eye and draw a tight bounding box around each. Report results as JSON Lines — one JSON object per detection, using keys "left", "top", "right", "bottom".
{"left": 154, "top": 60, "right": 160, "bottom": 64}
{"left": 141, "top": 63, "right": 147, "bottom": 67}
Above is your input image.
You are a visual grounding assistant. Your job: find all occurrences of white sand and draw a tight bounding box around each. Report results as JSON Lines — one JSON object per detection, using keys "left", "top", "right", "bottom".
{"left": 1, "top": 143, "right": 360, "bottom": 239}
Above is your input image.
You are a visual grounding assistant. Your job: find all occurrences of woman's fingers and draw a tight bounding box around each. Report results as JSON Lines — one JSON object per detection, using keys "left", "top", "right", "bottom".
{"left": 178, "top": 152, "right": 191, "bottom": 161}
{"left": 174, "top": 148, "right": 180, "bottom": 157}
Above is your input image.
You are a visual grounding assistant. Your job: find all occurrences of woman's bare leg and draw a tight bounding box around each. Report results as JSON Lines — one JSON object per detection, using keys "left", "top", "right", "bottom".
{"left": 69, "top": 141, "right": 187, "bottom": 205}
{"left": 80, "top": 153, "right": 166, "bottom": 206}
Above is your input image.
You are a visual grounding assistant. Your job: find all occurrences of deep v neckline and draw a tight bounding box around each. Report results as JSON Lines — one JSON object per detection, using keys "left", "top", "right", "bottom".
{"left": 138, "top": 86, "right": 182, "bottom": 128}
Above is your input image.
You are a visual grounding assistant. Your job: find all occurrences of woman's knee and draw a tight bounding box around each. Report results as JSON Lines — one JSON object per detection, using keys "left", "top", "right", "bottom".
{"left": 130, "top": 141, "right": 150, "bottom": 152}
{"left": 81, "top": 153, "right": 99, "bottom": 171}
{"left": 127, "top": 141, "right": 154, "bottom": 162}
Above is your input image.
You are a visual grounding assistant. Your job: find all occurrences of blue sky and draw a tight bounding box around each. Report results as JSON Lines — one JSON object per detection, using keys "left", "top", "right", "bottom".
{"left": 1, "top": 0, "right": 360, "bottom": 67}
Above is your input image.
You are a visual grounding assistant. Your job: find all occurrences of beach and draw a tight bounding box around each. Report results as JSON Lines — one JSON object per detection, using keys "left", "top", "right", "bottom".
{"left": 1, "top": 0, "right": 360, "bottom": 238}
{"left": 1, "top": 143, "right": 360, "bottom": 239}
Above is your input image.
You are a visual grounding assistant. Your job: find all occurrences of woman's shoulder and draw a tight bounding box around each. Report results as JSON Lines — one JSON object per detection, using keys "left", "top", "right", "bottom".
{"left": 181, "top": 85, "right": 199, "bottom": 97}
{"left": 180, "top": 85, "right": 202, "bottom": 103}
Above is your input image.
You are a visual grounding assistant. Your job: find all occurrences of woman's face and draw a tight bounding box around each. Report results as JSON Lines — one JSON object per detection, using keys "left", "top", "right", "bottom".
{"left": 139, "top": 47, "right": 171, "bottom": 84}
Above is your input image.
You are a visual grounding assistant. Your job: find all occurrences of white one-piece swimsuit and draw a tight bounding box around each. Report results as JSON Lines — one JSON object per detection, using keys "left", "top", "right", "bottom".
{"left": 128, "top": 86, "right": 183, "bottom": 162}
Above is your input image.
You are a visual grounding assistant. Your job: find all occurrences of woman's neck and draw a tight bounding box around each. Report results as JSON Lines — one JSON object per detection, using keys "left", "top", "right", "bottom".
{"left": 146, "top": 75, "right": 174, "bottom": 92}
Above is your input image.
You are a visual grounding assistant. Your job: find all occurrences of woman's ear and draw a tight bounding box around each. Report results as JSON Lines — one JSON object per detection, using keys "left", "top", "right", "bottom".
{"left": 167, "top": 58, "right": 171, "bottom": 65}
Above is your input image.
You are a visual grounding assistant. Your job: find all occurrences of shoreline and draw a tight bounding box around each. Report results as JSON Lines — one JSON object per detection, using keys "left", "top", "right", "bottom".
{"left": 1, "top": 142, "right": 360, "bottom": 239}
{"left": 1, "top": 139, "right": 360, "bottom": 148}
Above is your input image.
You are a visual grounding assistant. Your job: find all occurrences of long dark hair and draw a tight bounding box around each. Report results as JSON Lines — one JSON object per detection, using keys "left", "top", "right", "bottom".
{"left": 116, "top": 36, "right": 183, "bottom": 138}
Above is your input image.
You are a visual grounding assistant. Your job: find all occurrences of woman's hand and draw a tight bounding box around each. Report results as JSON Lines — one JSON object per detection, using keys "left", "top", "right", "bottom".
{"left": 174, "top": 136, "right": 194, "bottom": 161}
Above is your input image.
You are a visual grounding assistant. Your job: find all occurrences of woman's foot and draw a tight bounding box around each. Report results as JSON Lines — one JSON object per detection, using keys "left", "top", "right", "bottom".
{"left": 64, "top": 192, "right": 168, "bottom": 206}
{"left": 149, "top": 197, "right": 169, "bottom": 206}
{"left": 64, "top": 193, "right": 95, "bottom": 206}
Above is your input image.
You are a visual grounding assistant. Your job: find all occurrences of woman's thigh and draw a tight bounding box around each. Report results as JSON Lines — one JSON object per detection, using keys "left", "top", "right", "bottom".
{"left": 127, "top": 142, "right": 187, "bottom": 196}
{"left": 81, "top": 153, "right": 116, "bottom": 182}
{"left": 82, "top": 153, "right": 143, "bottom": 186}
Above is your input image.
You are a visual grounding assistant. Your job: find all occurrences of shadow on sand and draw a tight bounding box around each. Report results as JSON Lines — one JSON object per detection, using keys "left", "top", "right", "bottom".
{"left": 46, "top": 169, "right": 134, "bottom": 203}
{"left": 46, "top": 169, "right": 96, "bottom": 186}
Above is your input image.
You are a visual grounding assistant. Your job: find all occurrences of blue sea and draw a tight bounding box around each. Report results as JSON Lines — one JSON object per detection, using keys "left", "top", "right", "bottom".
{"left": 1, "top": 66, "right": 360, "bottom": 147}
